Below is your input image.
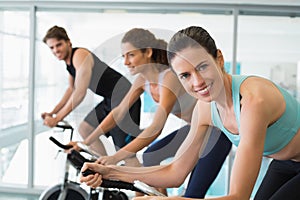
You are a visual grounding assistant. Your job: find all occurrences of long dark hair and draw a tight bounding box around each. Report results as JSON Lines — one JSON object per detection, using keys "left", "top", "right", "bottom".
{"left": 122, "top": 28, "right": 169, "bottom": 69}
{"left": 167, "top": 26, "right": 218, "bottom": 63}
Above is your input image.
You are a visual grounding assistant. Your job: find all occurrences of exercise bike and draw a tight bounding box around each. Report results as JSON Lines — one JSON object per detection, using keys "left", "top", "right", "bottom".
{"left": 39, "top": 121, "right": 151, "bottom": 200}
{"left": 38, "top": 122, "right": 165, "bottom": 199}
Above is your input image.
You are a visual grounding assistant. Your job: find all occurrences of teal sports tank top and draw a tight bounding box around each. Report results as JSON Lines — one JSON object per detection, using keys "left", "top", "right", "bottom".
{"left": 211, "top": 75, "right": 300, "bottom": 155}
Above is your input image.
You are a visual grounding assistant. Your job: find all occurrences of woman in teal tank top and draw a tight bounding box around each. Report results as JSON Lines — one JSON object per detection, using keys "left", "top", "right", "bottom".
{"left": 79, "top": 26, "right": 300, "bottom": 200}
{"left": 165, "top": 26, "right": 300, "bottom": 200}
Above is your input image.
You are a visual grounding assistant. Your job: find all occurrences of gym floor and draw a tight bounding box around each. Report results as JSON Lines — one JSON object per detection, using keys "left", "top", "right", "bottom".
{"left": 0, "top": 193, "right": 39, "bottom": 200}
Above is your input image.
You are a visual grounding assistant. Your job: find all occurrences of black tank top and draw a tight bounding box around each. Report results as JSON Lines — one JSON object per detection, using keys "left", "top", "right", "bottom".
{"left": 66, "top": 48, "right": 131, "bottom": 102}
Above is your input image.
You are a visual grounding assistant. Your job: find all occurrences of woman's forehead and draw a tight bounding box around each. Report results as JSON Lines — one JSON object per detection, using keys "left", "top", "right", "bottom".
{"left": 121, "top": 42, "right": 138, "bottom": 54}
{"left": 171, "top": 47, "right": 210, "bottom": 67}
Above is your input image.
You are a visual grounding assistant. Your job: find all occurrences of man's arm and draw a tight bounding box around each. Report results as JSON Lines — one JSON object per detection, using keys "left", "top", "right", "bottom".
{"left": 42, "top": 74, "right": 74, "bottom": 123}
{"left": 56, "top": 49, "right": 93, "bottom": 120}
{"left": 50, "top": 75, "right": 74, "bottom": 115}
{"left": 44, "top": 49, "right": 93, "bottom": 127}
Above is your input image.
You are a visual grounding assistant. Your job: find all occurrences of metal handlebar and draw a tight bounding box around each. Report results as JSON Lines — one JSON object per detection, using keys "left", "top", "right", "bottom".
{"left": 48, "top": 136, "right": 145, "bottom": 194}
{"left": 49, "top": 136, "right": 73, "bottom": 150}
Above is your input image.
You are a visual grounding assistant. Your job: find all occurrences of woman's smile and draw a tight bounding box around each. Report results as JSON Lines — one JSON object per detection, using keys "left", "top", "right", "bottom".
{"left": 195, "top": 83, "right": 212, "bottom": 96}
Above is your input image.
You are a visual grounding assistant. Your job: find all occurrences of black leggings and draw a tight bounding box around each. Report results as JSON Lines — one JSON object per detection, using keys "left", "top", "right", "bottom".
{"left": 184, "top": 132, "right": 231, "bottom": 198}
{"left": 254, "top": 159, "right": 300, "bottom": 200}
{"left": 84, "top": 98, "right": 141, "bottom": 148}
{"left": 143, "top": 126, "right": 232, "bottom": 198}
{"left": 142, "top": 125, "right": 191, "bottom": 166}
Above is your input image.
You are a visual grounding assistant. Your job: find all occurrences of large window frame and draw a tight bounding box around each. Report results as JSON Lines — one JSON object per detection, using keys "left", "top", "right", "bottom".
{"left": 0, "top": 0, "right": 299, "bottom": 196}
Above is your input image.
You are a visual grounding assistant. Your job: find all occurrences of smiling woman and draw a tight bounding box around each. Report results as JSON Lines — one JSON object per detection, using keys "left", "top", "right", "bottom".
{"left": 170, "top": 47, "right": 225, "bottom": 103}
{"left": 1, "top": 2, "right": 300, "bottom": 198}
{"left": 166, "top": 25, "right": 300, "bottom": 200}
{"left": 78, "top": 26, "right": 300, "bottom": 200}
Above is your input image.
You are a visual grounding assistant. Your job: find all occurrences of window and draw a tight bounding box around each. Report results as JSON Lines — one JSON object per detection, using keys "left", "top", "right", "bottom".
{"left": 1, "top": 2, "right": 298, "bottom": 198}
{"left": 237, "top": 15, "right": 300, "bottom": 100}
{"left": 0, "top": 10, "right": 30, "bottom": 186}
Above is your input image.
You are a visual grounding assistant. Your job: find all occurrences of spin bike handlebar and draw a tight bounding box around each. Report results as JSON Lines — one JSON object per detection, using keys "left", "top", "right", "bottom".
{"left": 49, "top": 136, "right": 145, "bottom": 194}
{"left": 49, "top": 136, "right": 73, "bottom": 150}
{"left": 55, "top": 121, "right": 74, "bottom": 130}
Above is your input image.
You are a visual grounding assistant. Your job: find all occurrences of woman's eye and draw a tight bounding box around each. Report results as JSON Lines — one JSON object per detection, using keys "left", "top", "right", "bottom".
{"left": 179, "top": 73, "right": 189, "bottom": 80}
{"left": 196, "top": 64, "right": 208, "bottom": 71}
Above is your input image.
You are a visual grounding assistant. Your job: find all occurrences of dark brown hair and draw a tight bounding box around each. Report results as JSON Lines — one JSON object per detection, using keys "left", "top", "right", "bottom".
{"left": 43, "top": 25, "right": 70, "bottom": 43}
{"left": 122, "top": 28, "right": 169, "bottom": 68}
{"left": 167, "top": 26, "right": 218, "bottom": 62}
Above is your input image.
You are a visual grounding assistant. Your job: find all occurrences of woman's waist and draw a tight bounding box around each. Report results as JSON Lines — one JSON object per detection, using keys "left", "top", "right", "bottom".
{"left": 268, "top": 128, "right": 300, "bottom": 162}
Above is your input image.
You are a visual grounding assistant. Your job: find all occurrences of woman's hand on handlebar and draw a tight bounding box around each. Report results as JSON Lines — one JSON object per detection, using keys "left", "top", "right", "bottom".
{"left": 66, "top": 141, "right": 82, "bottom": 153}
{"left": 97, "top": 155, "right": 119, "bottom": 165}
{"left": 80, "top": 172, "right": 102, "bottom": 189}
{"left": 80, "top": 162, "right": 108, "bottom": 188}
{"left": 43, "top": 115, "right": 59, "bottom": 128}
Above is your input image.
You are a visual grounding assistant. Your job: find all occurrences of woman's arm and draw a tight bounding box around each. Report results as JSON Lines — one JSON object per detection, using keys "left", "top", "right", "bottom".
{"left": 83, "top": 75, "right": 145, "bottom": 146}
{"left": 224, "top": 77, "right": 285, "bottom": 200}
{"left": 111, "top": 72, "right": 182, "bottom": 162}
{"left": 80, "top": 101, "right": 212, "bottom": 189}
{"left": 126, "top": 79, "right": 285, "bottom": 200}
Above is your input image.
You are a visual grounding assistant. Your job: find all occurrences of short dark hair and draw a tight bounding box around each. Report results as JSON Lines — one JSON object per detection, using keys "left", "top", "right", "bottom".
{"left": 43, "top": 25, "right": 70, "bottom": 43}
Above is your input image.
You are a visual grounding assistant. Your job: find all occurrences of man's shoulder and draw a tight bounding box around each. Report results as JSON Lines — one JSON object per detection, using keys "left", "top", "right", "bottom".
{"left": 73, "top": 47, "right": 90, "bottom": 55}
{"left": 71, "top": 48, "right": 94, "bottom": 69}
